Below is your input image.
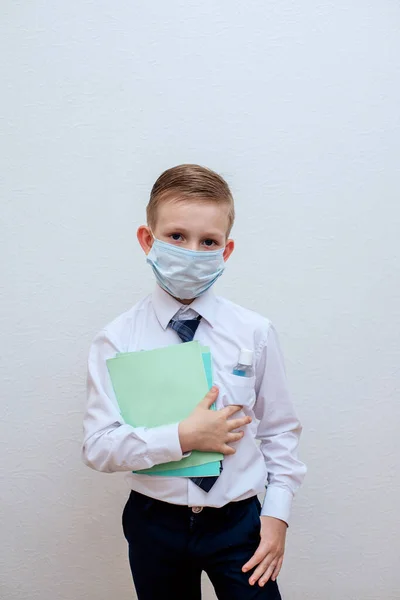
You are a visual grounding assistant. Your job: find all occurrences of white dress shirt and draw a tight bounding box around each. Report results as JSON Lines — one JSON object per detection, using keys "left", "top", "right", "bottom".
{"left": 82, "top": 286, "right": 306, "bottom": 524}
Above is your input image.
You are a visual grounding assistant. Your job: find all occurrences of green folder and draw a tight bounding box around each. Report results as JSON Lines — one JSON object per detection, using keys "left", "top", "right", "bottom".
{"left": 138, "top": 347, "right": 220, "bottom": 477}
{"left": 145, "top": 460, "right": 221, "bottom": 477}
{"left": 107, "top": 342, "right": 223, "bottom": 475}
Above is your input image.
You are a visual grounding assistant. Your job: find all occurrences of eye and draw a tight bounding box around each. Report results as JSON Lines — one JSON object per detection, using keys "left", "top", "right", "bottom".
{"left": 170, "top": 233, "right": 183, "bottom": 242}
{"left": 202, "top": 238, "right": 218, "bottom": 247}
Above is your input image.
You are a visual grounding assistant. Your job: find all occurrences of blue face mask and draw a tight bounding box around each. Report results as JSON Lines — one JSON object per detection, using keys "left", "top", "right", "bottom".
{"left": 146, "top": 237, "right": 225, "bottom": 300}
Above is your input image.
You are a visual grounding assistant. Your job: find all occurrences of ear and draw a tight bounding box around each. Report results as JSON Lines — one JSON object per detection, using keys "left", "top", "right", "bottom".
{"left": 137, "top": 225, "right": 154, "bottom": 255}
{"left": 223, "top": 238, "right": 235, "bottom": 262}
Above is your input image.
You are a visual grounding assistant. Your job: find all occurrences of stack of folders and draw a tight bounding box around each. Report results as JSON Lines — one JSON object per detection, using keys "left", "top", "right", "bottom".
{"left": 106, "top": 341, "right": 223, "bottom": 478}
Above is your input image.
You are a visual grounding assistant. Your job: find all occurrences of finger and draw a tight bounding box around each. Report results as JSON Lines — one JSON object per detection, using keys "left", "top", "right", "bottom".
{"left": 226, "top": 431, "right": 244, "bottom": 443}
{"left": 227, "top": 415, "right": 252, "bottom": 431}
{"left": 222, "top": 404, "right": 243, "bottom": 417}
{"left": 242, "top": 545, "right": 268, "bottom": 573}
{"left": 272, "top": 557, "right": 284, "bottom": 581}
{"left": 199, "top": 386, "right": 219, "bottom": 408}
{"left": 220, "top": 444, "right": 236, "bottom": 456}
{"left": 249, "top": 556, "right": 273, "bottom": 586}
{"left": 258, "top": 561, "right": 277, "bottom": 587}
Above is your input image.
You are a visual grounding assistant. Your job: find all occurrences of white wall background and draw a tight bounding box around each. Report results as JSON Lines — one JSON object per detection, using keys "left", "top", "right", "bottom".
{"left": 1, "top": 1, "right": 399, "bottom": 599}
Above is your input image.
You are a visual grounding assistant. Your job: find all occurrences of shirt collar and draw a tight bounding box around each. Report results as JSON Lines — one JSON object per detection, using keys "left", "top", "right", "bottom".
{"left": 152, "top": 284, "right": 218, "bottom": 330}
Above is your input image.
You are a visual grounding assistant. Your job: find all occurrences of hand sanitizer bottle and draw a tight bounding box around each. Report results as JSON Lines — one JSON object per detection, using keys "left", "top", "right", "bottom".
{"left": 232, "top": 349, "right": 254, "bottom": 377}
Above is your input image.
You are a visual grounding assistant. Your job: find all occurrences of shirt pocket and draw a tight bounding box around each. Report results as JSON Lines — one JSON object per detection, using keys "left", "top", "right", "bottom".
{"left": 214, "top": 370, "right": 256, "bottom": 410}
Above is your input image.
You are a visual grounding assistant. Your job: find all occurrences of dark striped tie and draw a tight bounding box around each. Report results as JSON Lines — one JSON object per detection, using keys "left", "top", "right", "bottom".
{"left": 169, "top": 315, "right": 220, "bottom": 492}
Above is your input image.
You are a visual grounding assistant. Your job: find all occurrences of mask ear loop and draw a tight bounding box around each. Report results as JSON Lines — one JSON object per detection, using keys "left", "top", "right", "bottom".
{"left": 148, "top": 228, "right": 157, "bottom": 244}
{"left": 145, "top": 228, "right": 157, "bottom": 256}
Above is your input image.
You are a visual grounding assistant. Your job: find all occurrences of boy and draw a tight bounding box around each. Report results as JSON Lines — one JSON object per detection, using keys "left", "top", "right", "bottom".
{"left": 82, "top": 164, "right": 306, "bottom": 600}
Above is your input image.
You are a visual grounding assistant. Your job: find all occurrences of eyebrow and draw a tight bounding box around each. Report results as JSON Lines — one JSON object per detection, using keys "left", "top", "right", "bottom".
{"left": 163, "top": 225, "right": 225, "bottom": 238}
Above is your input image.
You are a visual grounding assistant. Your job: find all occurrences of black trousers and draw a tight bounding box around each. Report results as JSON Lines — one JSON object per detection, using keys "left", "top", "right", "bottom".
{"left": 122, "top": 490, "right": 282, "bottom": 600}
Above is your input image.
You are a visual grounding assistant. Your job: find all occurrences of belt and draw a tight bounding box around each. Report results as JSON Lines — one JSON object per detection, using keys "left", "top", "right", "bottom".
{"left": 130, "top": 490, "right": 258, "bottom": 517}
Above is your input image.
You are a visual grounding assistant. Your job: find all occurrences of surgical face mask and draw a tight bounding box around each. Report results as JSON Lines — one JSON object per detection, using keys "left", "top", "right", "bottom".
{"left": 146, "top": 237, "right": 226, "bottom": 299}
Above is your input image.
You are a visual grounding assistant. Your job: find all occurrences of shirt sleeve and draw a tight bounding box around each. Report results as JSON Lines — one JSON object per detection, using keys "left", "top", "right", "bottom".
{"left": 254, "top": 324, "right": 307, "bottom": 525}
{"left": 82, "top": 329, "right": 184, "bottom": 473}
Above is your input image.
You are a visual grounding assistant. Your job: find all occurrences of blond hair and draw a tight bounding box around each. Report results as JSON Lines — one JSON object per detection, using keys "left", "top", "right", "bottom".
{"left": 146, "top": 164, "right": 235, "bottom": 235}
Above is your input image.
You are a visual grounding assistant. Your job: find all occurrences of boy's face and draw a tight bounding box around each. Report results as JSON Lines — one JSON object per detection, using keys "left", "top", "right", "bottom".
{"left": 137, "top": 198, "right": 235, "bottom": 303}
{"left": 138, "top": 198, "right": 234, "bottom": 258}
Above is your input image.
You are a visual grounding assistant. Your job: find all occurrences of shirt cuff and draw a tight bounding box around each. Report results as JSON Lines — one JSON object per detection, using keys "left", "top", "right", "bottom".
{"left": 145, "top": 423, "right": 183, "bottom": 466}
{"left": 261, "top": 486, "right": 293, "bottom": 526}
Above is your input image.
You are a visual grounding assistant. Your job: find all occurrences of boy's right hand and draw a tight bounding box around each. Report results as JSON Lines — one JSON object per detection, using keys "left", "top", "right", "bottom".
{"left": 178, "top": 386, "right": 251, "bottom": 455}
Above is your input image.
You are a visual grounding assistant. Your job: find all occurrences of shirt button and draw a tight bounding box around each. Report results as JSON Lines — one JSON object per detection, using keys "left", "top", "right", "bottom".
{"left": 191, "top": 506, "right": 203, "bottom": 514}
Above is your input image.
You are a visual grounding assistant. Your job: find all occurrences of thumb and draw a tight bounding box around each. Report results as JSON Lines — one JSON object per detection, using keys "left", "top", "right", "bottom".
{"left": 199, "top": 386, "right": 219, "bottom": 409}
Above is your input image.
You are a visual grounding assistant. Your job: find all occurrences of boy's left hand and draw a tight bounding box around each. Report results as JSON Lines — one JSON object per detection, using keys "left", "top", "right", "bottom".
{"left": 242, "top": 516, "right": 287, "bottom": 587}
